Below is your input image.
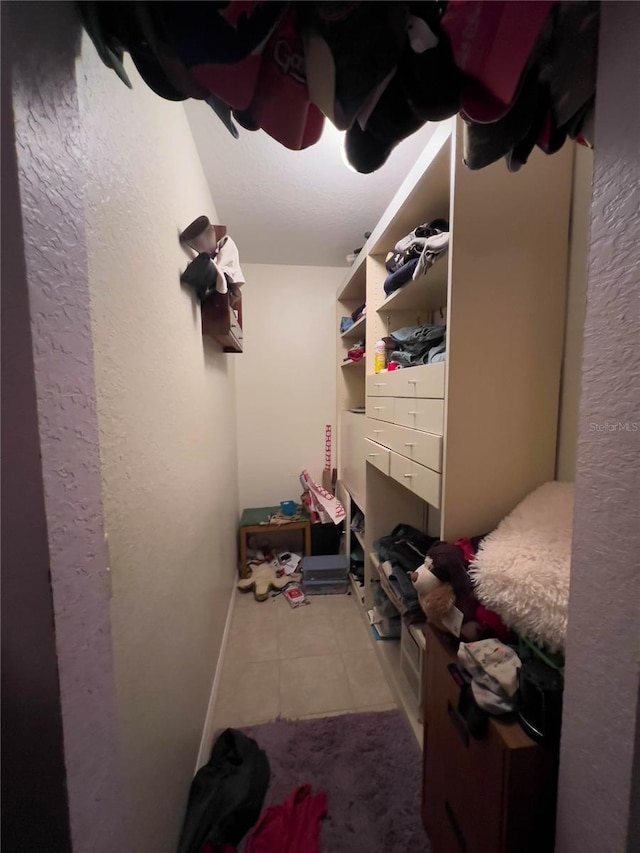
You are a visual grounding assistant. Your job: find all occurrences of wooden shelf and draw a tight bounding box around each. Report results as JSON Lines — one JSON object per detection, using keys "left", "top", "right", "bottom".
{"left": 336, "top": 120, "right": 453, "bottom": 302}
{"left": 353, "top": 529, "right": 365, "bottom": 550}
{"left": 351, "top": 597, "right": 422, "bottom": 745}
{"left": 338, "top": 256, "right": 366, "bottom": 301}
{"left": 376, "top": 256, "right": 448, "bottom": 315}
{"left": 340, "top": 358, "right": 365, "bottom": 369}
{"left": 201, "top": 292, "right": 243, "bottom": 352}
{"left": 340, "top": 314, "right": 366, "bottom": 340}
{"left": 349, "top": 572, "right": 365, "bottom": 606}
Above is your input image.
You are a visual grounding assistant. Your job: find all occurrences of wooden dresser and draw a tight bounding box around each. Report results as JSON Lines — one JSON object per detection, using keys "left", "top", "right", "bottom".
{"left": 422, "top": 625, "right": 558, "bottom": 853}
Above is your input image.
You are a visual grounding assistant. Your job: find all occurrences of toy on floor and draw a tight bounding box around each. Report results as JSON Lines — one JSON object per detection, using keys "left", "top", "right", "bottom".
{"left": 237, "top": 561, "right": 289, "bottom": 601}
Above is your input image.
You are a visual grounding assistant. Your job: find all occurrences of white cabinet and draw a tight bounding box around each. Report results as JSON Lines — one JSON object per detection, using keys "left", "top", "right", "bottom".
{"left": 336, "top": 114, "right": 572, "bottom": 605}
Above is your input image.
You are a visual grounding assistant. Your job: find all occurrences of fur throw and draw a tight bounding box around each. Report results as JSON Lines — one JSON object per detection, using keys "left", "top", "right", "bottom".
{"left": 469, "top": 481, "right": 574, "bottom": 653}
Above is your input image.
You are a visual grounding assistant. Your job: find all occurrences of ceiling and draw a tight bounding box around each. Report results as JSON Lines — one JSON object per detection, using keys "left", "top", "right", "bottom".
{"left": 184, "top": 100, "right": 437, "bottom": 267}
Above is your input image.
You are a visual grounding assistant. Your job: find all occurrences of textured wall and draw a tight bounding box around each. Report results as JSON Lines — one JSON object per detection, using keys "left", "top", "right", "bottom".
{"left": 9, "top": 4, "right": 128, "bottom": 851}
{"left": 1, "top": 7, "right": 72, "bottom": 849}
{"left": 556, "top": 146, "right": 594, "bottom": 481}
{"left": 556, "top": 3, "right": 640, "bottom": 851}
{"left": 76, "top": 37, "right": 239, "bottom": 853}
{"left": 235, "top": 264, "right": 345, "bottom": 509}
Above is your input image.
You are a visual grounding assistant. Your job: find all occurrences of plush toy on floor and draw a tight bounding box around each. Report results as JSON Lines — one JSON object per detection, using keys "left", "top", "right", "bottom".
{"left": 237, "top": 562, "right": 289, "bottom": 602}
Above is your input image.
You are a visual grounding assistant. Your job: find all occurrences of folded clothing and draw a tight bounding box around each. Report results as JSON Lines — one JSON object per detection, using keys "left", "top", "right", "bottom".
{"left": 385, "top": 323, "right": 446, "bottom": 367}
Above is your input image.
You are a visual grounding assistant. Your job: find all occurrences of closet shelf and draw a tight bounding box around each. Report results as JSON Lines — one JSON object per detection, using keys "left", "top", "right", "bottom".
{"left": 376, "top": 258, "right": 448, "bottom": 315}
{"left": 353, "top": 529, "right": 366, "bottom": 550}
{"left": 370, "top": 551, "right": 409, "bottom": 616}
{"left": 341, "top": 314, "right": 366, "bottom": 340}
{"left": 341, "top": 358, "right": 365, "bottom": 369}
{"left": 337, "top": 121, "right": 453, "bottom": 300}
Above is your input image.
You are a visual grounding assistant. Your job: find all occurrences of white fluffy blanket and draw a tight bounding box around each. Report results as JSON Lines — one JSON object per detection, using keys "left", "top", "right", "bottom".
{"left": 470, "top": 481, "right": 574, "bottom": 653}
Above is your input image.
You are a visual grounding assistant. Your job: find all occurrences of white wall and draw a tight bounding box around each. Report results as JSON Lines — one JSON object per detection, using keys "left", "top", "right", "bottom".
{"left": 235, "top": 264, "right": 346, "bottom": 509}
{"left": 556, "top": 3, "right": 640, "bottom": 850}
{"left": 556, "top": 145, "right": 594, "bottom": 481}
{"left": 77, "top": 42, "right": 238, "bottom": 852}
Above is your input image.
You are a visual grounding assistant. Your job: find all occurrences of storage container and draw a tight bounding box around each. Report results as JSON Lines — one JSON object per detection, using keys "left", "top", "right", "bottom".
{"left": 301, "top": 554, "right": 349, "bottom": 583}
{"left": 301, "top": 554, "right": 349, "bottom": 595}
{"left": 302, "top": 578, "right": 349, "bottom": 595}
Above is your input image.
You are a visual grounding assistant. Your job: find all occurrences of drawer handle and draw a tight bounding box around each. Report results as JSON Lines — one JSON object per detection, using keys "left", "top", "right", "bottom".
{"left": 374, "top": 406, "right": 384, "bottom": 410}
{"left": 408, "top": 379, "right": 419, "bottom": 385}
{"left": 375, "top": 382, "right": 386, "bottom": 387}
{"left": 447, "top": 701, "right": 469, "bottom": 748}
{"left": 408, "top": 411, "right": 418, "bottom": 415}
{"left": 404, "top": 442, "right": 415, "bottom": 447}
{"left": 403, "top": 473, "right": 415, "bottom": 478}
{"left": 373, "top": 429, "right": 383, "bottom": 433}
{"left": 368, "top": 453, "right": 379, "bottom": 458}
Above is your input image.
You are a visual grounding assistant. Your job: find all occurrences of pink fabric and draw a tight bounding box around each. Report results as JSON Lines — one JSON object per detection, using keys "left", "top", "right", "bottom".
{"left": 453, "top": 537, "right": 476, "bottom": 564}
{"left": 244, "top": 785, "right": 327, "bottom": 853}
{"left": 247, "top": 11, "right": 324, "bottom": 150}
{"left": 442, "top": 0, "right": 553, "bottom": 122}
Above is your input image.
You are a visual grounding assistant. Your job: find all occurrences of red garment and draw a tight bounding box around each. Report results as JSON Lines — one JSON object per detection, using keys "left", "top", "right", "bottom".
{"left": 453, "top": 537, "right": 476, "bottom": 564}
{"left": 244, "top": 785, "right": 327, "bottom": 853}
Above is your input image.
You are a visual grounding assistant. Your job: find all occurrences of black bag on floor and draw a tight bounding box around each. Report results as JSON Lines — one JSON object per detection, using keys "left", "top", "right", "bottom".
{"left": 176, "top": 728, "right": 270, "bottom": 853}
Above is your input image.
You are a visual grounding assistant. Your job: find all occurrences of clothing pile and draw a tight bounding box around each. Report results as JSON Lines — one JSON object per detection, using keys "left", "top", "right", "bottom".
{"left": 384, "top": 323, "right": 447, "bottom": 367}
{"left": 178, "top": 728, "right": 327, "bottom": 853}
{"left": 79, "top": 1, "right": 599, "bottom": 173}
{"left": 384, "top": 218, "right": 449, "bottom": 296}
{"left": 373, "top": 523, "right": 438, "bottom": 617}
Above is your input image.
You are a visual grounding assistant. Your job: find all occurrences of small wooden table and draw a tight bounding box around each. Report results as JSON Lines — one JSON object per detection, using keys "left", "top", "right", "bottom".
{"left": 238, "top": 506, "right": 311, "bottom": 579}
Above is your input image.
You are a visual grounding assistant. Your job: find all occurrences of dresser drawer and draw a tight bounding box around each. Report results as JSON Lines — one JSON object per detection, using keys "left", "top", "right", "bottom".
{"left": 394, "top": 398, "right": 445, "bottom": 435}
{"left": 389, "top": 451, "right": 441, "bottom": 508}
{"left": 366, "top": 397, "right": 394, "bottom": 423}
{"left": 366, "top": 420, "right": 442, "bottom": 472}
{"left": 388, "top": 362, "right": 445, "bottom": 398}
{"left": 366, "top": 375, "right": 394, "bottom": 397}
{"left": 365, "top": 418, "right": 390, "bottom": 444}
{"left": 365, "top": 439, "right": 390, "bottom": 476}
{"left": 366, "top": 362, "right": 445, "bottom": 399}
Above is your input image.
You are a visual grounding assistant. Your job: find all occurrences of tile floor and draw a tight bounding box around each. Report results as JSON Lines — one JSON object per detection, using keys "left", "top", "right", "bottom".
{"left": 211, "top": 587, "right": 397, "bottom": 730}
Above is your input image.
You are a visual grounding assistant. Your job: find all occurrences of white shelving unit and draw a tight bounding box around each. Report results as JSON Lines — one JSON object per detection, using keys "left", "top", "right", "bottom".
{"left": 334, "top": 116, "right": 573, "bottom": 733}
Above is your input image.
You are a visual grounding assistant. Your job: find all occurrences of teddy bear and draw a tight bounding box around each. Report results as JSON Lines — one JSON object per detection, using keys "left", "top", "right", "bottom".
{"left": 237, "top": 562, "right": 289, "bottom": 602}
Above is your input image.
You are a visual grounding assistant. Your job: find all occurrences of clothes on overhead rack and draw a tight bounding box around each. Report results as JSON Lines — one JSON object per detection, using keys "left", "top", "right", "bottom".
{"left": 80, "top": 1, "right": 600, "bottom": 172}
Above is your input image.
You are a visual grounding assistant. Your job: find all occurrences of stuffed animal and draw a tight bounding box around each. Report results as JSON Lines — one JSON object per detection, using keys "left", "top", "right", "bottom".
{"left": 411, "top": 542, "right": 481, "bottom": 640}
{"left": 412, "top": 541, "right": 514, "bottom": 643}
{"left": 237, "top": 562, "right": 289, "bottom": 601}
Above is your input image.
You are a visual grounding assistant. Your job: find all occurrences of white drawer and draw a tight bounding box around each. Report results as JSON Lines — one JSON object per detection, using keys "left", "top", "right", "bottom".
{"left": 388, "top": 362, "right": 445, "bottom": 398}
{"left": 365, "top": 420, "right": 442, "bottom": 472}
{"left": 393, "top": 398, "right": 445, "bottom": 435}
{"left": 366, "top": 397, "right": 394, "bottom": 423}
{"left": 390, "top": 451, "right": 441, "bottom": 508}
{"left": 366, "top": 375, "right": 393, "bottom": 397}
{"left": 365, "top": 439, "right": 390, "bottom": 476}
{"left": 365, "top": 418, "right": 390, "bottom": 443}
{"left": 366, "top": 363, "right": 445, "bottom": 399}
